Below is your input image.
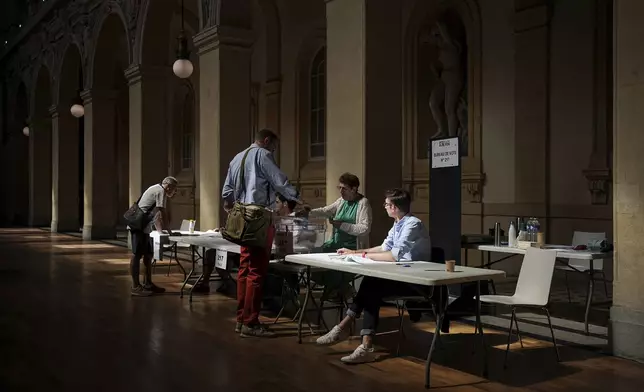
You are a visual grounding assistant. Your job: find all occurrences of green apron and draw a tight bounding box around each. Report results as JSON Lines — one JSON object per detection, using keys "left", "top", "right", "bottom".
{"left": 313, "top": 198, "right": 361, "bottom": 300}
{"left": 321, "top": 199, "right": 359, "bottom": 252}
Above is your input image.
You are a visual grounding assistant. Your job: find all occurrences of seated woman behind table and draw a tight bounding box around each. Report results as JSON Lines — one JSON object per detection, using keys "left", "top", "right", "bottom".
{"left": 316, "top": 188, "right": 432, "bottom": 364}
{"left": 304, "top": 173, "right": 372, "bottom": 298}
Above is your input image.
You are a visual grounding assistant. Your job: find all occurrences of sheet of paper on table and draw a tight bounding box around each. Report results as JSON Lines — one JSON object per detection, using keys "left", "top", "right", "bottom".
{"left": 327, "top": 255, "right": 390, "bottom": 265}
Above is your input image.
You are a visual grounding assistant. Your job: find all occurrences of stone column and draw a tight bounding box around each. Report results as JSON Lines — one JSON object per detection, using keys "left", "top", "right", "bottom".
{"left": 611, "top": 0, "right": 644, "bottom": 363}
{"left": 513, "top": 0, "right": 551, "bottom": 212}
{"left": 28, "top": 111, "right": 52, "bottom": 227}
{"left": 126, "top": 65, "right": 169, "bottom": 205}
{"left": 50, "top": 104, "right": 80, "bottom": 232}
{"left": 194, "top": 26, "right": 253, "bottom": 230}
{"left": 326, "top": 0, "right": 403, "bottom": 241}
{"left": 81, "top": 89, "right": 118, "bottom": 240}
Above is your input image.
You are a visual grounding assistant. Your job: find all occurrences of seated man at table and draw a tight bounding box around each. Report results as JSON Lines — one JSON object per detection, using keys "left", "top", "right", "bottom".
{"left": 316, "top": 188, "right": 433, "bottom": 363}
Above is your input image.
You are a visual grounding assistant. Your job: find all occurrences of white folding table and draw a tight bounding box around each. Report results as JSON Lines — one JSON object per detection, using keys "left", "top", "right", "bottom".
{"left": 285, "top": 253, "right": 505, "bottom": 389}
{"left": 463, "top": 243, "right": 613, "bottom": 334}
{"left": 170, "top": 233, "right": 317, "bottom": 301}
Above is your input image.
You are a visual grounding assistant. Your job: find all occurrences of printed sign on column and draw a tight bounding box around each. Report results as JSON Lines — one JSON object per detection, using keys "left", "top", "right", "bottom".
{"left": 431, "top": 137, "right": 460, "bottom": 168}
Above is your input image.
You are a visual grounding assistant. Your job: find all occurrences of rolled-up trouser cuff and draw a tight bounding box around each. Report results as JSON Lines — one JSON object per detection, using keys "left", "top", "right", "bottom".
{"left": 360, "top": 328, "right": 375, "bottom": 336}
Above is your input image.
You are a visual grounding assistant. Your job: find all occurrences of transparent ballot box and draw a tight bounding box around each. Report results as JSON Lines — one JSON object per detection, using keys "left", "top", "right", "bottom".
{"left": 273, "top": 215, "right": 327, "bottom": 256}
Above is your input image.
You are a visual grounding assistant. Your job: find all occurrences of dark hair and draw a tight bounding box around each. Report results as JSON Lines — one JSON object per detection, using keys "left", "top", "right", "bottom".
{"left": 255, "top": 128, "right": 278, "bottom": 143}
{"left": 338, "top": 172, "right": 360, "bottom": 189}
{"left": 385, "top": 188, "right": 412, "bottom": 214}
{"left": 276, "top": 193, "right": 296, "bottom": 211}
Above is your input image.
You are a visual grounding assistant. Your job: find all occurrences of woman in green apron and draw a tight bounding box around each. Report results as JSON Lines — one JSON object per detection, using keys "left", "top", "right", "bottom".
{"left": 306, "top": 173, "right": 373, "bottom": 299}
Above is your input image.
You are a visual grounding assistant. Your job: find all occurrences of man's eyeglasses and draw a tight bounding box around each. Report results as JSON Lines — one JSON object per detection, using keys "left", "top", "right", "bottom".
{"left": 383, "top": 202, "right": 393, "bottom": 208}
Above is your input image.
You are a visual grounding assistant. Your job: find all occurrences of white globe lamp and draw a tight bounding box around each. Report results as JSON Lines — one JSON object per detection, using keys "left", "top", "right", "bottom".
{"left": 22, "top": 126, "right": 29, "bottom": 137}
{"left": 173, "top": 59, "right": 193, "bottom": 79}
{"left": 173, "top": 2, "right": 194, "bottom": 80}
{"left": 70, "top": 103, "right": 85, "bottom": 118}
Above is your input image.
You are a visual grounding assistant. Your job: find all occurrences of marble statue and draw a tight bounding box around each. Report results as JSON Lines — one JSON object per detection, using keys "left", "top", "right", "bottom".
{"left": 422, "top": 21, "right": 466, "bottom": 141}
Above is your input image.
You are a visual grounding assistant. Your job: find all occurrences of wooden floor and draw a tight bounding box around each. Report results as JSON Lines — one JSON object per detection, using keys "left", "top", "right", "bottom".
{"left": 1, "top": 228, "right": 642, "bottom": 392}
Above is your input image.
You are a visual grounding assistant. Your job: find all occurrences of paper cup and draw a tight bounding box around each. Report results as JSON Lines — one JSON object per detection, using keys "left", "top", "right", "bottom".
{"left": 445, "top": 260, "right": 456, "bottom": 272}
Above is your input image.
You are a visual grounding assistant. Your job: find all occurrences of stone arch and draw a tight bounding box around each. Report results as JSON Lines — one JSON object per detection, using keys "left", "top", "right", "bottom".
{"left": 29, "top": 62, "right": 54, "bottom": 115}
{"left": 84, "top": 12, "right": 130, "bottom": 239}
{"left": 86, "top": 4, "right": 131, "bottom": 89}
{"left": 54, "top": 42, "right": 85, "bottom": 232}
{"left": 402, "top": 0, "right": 483, "bottom": 199}
{"left": 29, "top": 65, "right": 53, "bottom": 226}
{"left": 58, "top": 42, "right": 84, "bottom": 109}
{"left": 92, "top": 13, "right": 130, "bottom": 91}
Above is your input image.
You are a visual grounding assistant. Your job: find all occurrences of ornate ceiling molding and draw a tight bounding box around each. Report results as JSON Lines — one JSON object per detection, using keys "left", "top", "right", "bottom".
{"left": 2, "top": 0, "right": 139, "bottom": 100}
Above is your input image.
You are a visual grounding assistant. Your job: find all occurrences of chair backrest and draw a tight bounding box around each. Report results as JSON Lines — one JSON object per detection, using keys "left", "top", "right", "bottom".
{"left": 570, "top": 231, "right": 605, "bottom": 270}
{"left": 514, "top": 248, "right": 558, "bottom": 306}
{"left": 179, "top": 219, "right": 192, "bottom": 231}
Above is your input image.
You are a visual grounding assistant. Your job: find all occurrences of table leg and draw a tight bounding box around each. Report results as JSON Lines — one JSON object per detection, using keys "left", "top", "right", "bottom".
{"left": 476, "top": 280, "right": 489, "bottom": 377}
{"left": 487, "top": 252, "right": 497, "bottom": 295}
{"left": 180, "top": 245, "right": 197, "bottom": 298}
{"left": 188, "top": 246, "right": 206, "bottom": 303}
{"left": 425, "top": 287, "right": 445, "bottom": 388}
{"left": 297, "top": 266, "right": 312, "bottom": 344}
{"left": 584, "top": 272, "right": 595, "bottom": 335}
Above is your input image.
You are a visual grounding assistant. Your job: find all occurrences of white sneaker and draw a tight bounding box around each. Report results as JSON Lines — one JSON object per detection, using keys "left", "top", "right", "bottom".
{"left": 340, "top": 344, "right": 376, "bottom": 364}
{"left": 316, "top": 325, "right": 347, "bottom": 345}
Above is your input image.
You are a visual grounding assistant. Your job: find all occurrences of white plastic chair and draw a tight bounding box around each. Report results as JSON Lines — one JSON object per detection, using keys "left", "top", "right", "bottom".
{"left": 480, "top": 247, "right": 560, "bottom": 367}
{"left": 555, "top": 231, "right": 608, "bottom": 303}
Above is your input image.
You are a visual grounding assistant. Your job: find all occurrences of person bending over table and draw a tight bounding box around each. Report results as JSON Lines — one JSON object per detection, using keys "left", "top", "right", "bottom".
{"left": 316, "top": 188, "right": 433, "bottom": 364}
{"left": 128, "top": 177, "right": 178, "bottom": 296}
{"left": 302, "top": 173, "right": 373, "bottom": 299}
{"left": 221, "top": 129, "right": 300, "bottom": 338}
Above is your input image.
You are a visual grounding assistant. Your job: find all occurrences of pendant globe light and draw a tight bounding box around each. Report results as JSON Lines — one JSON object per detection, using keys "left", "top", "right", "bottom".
{"left": 70, "top": 101, "right": 84, "bottom": 118}
{"left": 70, "top": 63, "right": 84, "bottom": 118}
{"left": 22, "top": 126, "right": 29, "bottom": 137}
{"left": 173, "top": 0, "right": 193, "bottom": 79}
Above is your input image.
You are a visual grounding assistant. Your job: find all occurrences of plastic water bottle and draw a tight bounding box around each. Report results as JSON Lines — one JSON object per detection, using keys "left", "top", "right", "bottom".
{"left": 527, "top": 217, "right": 535, "bottom": 242}
{"left": 533, "top": 218, "right": 540, "bottom": 241}
{"left": 508, "top": 221, "right": 517, "bottom": 247}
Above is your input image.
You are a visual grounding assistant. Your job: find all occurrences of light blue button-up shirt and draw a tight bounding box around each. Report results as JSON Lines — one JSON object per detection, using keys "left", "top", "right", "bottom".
{"left": 381, "top": 215, "right": 431, "bottom": 261}
{"left": 222, "top": 144, "right": 298, "bottom": 208}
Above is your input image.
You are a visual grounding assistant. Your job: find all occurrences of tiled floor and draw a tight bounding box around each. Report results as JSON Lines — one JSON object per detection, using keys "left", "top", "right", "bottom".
{"left": 1, "top": 228, "right": 640, "bottom": 392}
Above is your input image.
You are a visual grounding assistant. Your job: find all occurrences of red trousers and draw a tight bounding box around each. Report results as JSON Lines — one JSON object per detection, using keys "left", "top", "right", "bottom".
{"left": 237, "top": 226, "right": 275, "bottom": 326}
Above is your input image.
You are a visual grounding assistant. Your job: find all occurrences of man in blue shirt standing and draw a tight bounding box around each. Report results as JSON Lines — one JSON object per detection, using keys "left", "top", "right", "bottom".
{"left": 222, "top": 129, "right": 299, "bottom": 338}
{"left": 316, "top": 188, "right": 433, "bottom": 363}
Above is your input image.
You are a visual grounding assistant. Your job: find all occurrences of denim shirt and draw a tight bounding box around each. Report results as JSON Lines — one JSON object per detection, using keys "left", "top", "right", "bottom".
{"left": 222, "top": 144, "right": 298, "bottom": 207}
{"left": 381, "top": 215, "right": 431, "bottom": 262}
